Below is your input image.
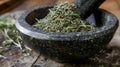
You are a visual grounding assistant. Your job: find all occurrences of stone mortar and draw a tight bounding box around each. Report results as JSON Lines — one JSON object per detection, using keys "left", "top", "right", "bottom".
{"left": 15, "top": 6, "right": 119, "bottom": 63}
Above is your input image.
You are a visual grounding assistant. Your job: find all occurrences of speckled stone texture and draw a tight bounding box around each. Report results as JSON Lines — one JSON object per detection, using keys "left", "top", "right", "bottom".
{"left": 15, "top": 6, "right": 119, "bottom": 63}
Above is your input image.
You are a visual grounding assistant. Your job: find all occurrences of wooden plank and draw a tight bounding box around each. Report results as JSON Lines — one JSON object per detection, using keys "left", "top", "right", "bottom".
{"left": 0, "top": 0, "right": 9, "bottom": 5}
{"left": 0, "top": 0, "right": 25, "bottom": 15}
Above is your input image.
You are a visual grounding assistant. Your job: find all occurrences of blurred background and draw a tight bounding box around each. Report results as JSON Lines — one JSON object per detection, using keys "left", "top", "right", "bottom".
{"left": 0, "top": 0, "right": 120, "bottom": 18}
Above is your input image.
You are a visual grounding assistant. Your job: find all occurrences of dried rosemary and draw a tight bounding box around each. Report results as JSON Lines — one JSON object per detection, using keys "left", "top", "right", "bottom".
{"left": 0, "top": 17, "right": 22, "bottom": 48}
{"left": 34, "top": 2, "right": 96, "bottom": 32}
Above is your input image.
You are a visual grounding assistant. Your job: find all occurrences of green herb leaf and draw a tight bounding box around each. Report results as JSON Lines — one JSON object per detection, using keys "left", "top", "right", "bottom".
{"left": 0, "top": 17, "right": 22, "bottom": 49}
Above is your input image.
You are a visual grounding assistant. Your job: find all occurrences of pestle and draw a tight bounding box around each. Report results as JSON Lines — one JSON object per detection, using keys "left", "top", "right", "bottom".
{"left": 74, "top": 0, "right": 105, "bottom": 20}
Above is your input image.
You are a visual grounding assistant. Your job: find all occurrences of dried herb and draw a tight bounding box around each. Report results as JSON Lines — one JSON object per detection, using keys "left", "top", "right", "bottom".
{"left": 0, "top": 17, "right": 22, "bottom": 48}
{"left": 34, "top": 2, "right": 96, "bottom": 32}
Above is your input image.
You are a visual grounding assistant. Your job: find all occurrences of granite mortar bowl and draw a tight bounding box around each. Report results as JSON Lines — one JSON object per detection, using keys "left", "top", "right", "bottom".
{"left": 15, "top": 6, "right": 119, "bottom": 63}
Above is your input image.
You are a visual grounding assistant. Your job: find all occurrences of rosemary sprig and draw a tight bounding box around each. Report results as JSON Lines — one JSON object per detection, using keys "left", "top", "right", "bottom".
{"left": 0, "top": 18, "right": 22, "bottom": 49}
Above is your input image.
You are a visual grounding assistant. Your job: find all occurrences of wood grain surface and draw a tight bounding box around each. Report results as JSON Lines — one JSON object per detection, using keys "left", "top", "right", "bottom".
{"left": 0, "top": 0, "right": 25, "bottom": 15}
{"left": 0, "top": 0, "right": 9, "bottom": 5}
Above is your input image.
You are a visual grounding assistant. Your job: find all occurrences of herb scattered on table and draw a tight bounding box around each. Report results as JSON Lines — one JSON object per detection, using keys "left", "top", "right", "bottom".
{"left": 0, "top": 17, "right": 22, "bottom": 48}
{"left": 34, "top": 2, "right": 96, "bottom": 32}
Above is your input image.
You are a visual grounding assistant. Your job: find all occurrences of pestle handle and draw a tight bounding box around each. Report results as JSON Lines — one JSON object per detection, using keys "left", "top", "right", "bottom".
{"left": 75, "top": 0, "right": 105, "bottom": 20}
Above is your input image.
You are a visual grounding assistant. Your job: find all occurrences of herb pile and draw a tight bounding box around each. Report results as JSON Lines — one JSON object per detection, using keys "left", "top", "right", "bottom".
{"left": 0, "top": 17, "right": 22, "bottom": 48}
{"left": 34, "top": 2, "right": 96, "bottom": 32}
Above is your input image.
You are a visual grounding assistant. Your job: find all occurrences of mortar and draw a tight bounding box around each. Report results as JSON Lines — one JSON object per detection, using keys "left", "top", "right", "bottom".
{"left": 15, "top": 6, "right": 119, "bottom": 63}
